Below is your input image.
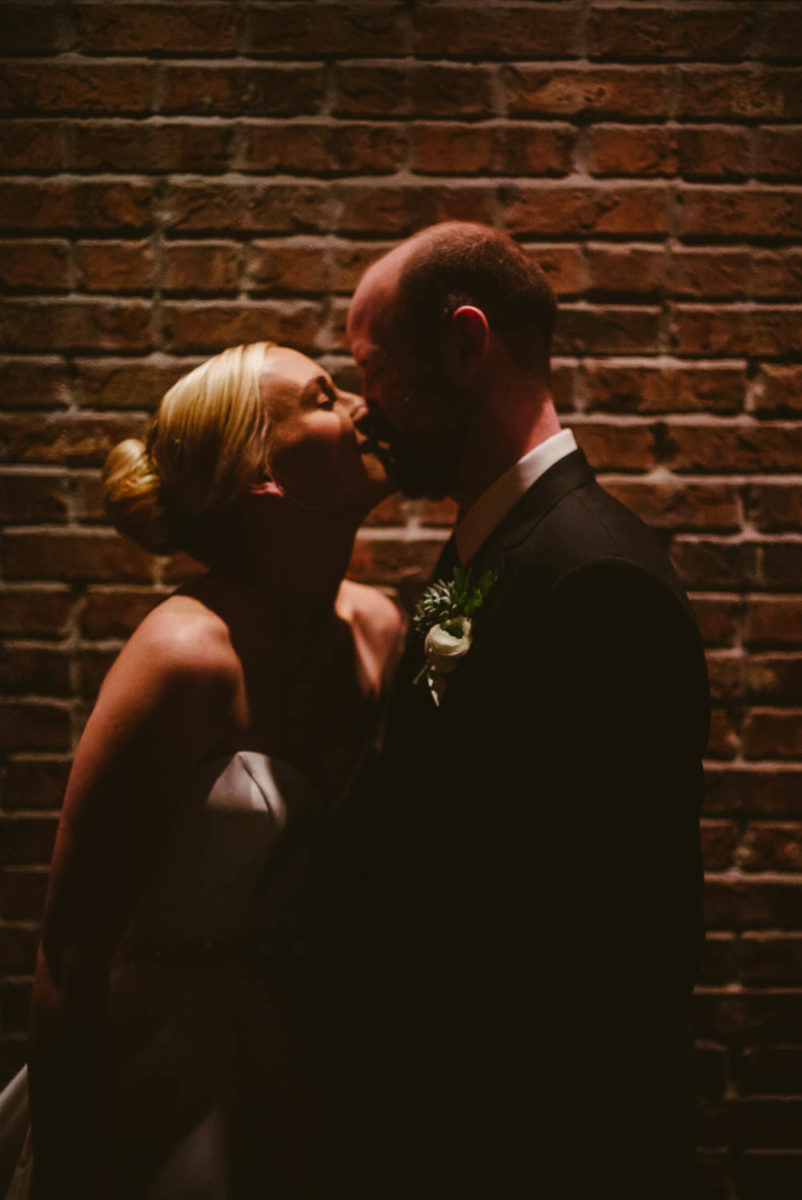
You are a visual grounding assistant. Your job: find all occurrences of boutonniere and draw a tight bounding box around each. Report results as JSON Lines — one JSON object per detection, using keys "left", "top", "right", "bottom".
{"left": 412, "top": 565, "right": 498, "bottom": 705}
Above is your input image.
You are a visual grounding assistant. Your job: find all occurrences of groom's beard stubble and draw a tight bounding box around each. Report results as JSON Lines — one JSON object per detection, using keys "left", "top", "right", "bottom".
{"left": 386, "top": 385, "right": 472, "bottom": 501}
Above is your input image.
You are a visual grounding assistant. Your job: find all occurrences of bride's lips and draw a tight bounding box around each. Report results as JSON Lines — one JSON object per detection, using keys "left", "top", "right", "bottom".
{"left": 354, "top": 412, "right": 399, "bottom": 479}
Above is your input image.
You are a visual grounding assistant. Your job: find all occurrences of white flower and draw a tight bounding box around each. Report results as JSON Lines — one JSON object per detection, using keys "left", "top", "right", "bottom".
{"left": 424, "top": 616, "right": 472, "bottom": 675}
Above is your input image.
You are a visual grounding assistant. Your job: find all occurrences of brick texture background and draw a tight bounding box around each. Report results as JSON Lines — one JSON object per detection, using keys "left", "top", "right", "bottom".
{"left": 1, "top": 1, "right": 801, "bottom": 1194}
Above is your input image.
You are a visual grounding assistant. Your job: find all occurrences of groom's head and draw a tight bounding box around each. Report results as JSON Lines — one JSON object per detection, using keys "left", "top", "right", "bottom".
{"left": 346, "top": 221, "right": 557, "bottom": 500}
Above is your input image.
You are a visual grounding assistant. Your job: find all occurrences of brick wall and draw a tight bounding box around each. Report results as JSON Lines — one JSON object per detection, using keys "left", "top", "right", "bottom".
{"left": 1, "top": 1, "right": 801, "bottom": 1194}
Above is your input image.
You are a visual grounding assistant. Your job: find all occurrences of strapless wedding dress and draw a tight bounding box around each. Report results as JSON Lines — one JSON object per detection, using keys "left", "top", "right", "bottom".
{"left": 0, "top": 750, "right": 348, "bottom": 1200}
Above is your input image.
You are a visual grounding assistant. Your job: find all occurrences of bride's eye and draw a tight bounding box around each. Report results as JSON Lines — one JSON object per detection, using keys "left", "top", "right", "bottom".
{"left": 317, "top": 382, "right": 337, "bottom": 409}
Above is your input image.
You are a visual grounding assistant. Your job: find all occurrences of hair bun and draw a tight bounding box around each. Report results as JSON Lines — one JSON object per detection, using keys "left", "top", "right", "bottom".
{"left": 103, "top": 437, "right": 178, "bottom": 556}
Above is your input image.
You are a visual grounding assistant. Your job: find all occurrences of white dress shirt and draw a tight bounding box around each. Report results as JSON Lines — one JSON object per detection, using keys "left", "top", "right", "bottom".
{"left": 455, "top": 428, "right": 578, "bottom": 565}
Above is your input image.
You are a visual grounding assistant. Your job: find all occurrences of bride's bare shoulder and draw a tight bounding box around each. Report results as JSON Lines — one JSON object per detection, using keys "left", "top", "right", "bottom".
{"left": 114, "top": 591, "right": 239, "bottom": 686}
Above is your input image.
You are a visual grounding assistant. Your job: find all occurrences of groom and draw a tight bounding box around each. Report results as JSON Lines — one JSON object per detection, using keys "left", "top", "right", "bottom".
{"left": 346, "top": 223, "right": 709, "bottom": 1199}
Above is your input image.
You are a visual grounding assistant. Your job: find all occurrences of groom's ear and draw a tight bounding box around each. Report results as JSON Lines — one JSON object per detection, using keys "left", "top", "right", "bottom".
{"left": 441, "top": 305, "right": 489, "bottom": 384}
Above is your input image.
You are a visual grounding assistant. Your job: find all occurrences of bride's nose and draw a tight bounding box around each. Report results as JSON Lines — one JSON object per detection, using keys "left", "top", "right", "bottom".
{"left": 340, "top": 390, "right": 368, "bottom": 424}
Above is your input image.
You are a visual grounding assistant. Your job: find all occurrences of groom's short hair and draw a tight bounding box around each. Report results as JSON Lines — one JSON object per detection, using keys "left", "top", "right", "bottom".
{"left": 394, "top": 222, "right": 557, "bottom": 378}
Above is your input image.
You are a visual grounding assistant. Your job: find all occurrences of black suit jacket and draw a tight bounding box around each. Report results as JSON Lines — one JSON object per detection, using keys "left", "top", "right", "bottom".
{"left": 361, "top": 449, "right": 710, "bottom": 1199}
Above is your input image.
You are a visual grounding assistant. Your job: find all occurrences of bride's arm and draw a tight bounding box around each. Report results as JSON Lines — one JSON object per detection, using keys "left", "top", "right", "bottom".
{"left": 27, "top": 611, "right": 237, "bottom": 1199}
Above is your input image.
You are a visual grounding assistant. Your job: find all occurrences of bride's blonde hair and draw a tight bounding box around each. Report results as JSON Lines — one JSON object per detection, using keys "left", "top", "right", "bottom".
{"left": 103, "top": 342, "right": 273, "bottom": 558}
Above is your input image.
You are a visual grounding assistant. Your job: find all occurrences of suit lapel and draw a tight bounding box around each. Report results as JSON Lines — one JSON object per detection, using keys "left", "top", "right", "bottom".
{"left": 386, "top": 450, "right": 595, "bottom": 737}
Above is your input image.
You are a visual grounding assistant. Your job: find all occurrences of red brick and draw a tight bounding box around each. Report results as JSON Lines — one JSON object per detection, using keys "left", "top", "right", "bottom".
{"left": 504, "top": 66, "right": 669, "bottom": 118}
{"left": 679, "top": 67, "right": 802, "bottom": 120}
{"left": 81, "top": 588, "right": 165, "bottom": 639}
{"left": 332, "top": 65, "right": 411, "bottom": 118}
{"left": 705, "top": 765, "right": 802, "bottom": 816}
{"left": 0, "top": 645, "right": 70, "bottom": 697}
{"left": 586, "top": 245, "right": 666, "bottom": 297}
{"left": 691, "top": 989, "right": 802, "bottom": 1042}
{"left": 1, "top": 359, "right": 71, "bottom": 409}
{"left": 555, "top": 307, "right": 661, "bottom": 355}
{"left": 0, "top": 472, "right": 70, "bottom": 523}
{"left": 0, "top": 701, "right": 71, "bottom": 751}
{"left": 697, "top": 933, "right": 738, "bottom": 987}
{"left": 759, "top": 6, "right": 802, "bottom": 62}
{"left": 0, "top": 121, "right": 64, "bottom": 172}
{"left": 0, "top": 759, "right": 71, "bottom": 811}
{"left": 666, "top": 422, "right": 802, "bottom": 473}
{"left": 410, "top": 123, "right": 573, "bottom": 177}
{"left": 670, "top": 249, "right": 751, "bottom": 299}
{"left": 415, "top": 5, "right": 581, "bottom": 59}
{"left": 245, "top": 241, "right": 328, "bottom": 294}
{"left": 0, "top": 412, "right": 147, "bottom": 468}
{"left": 330, "top": 241, "right": 396, "bottom": 293}
{"left": 741, "top": 933, "right": 802, "bottom": 987}
{"left": 671, "top": 307, "right": 802, "bottom": 357}
{"left": 743, "top": 710, "right": 802, "bottom": 759}
{"left": 706, "top": 708, "right": 741, "bottom": 759}
{"left": 678, "top": 188, "right": 802, "bottom": 240}
{"left": 748, "top": 656, "right": 802, "bottom": 704}
{"left": 740, "top": 823, "right": 802, "bottom": 872}
{"left": 761, "top": 543, "right": 802, "bottom": 590}
{"left": 70, "top": 120, "right": 234, "bottom": 174}
{"left": 568, "top": 422, "right": 656, "bottom": 472}
{"left": 0, "top": 300, "right": 152, "bottom": 353}
{"left": 747, "top": 597, "right": 802, "bottom": 648}
{"left": 0, "top": 63, "right": 151, "bottom": 115}
{"left": 0, "top": 925, "right": 39, "bottom": 974}
{"left": 756, "top": 127, "right": 802, "bottom": 180}
{"left": 76, "top": 240, "right": 155, "bottom": 293}
{"left": 163, "top": 301, "right": 322, "bottom": 355}
{"left": 1, "top": 530, "right": 154, "bottom": 583}
{"left": 584, "top": 362, "right": 746, "bottom": 415}
{"left": 690, "top": 595, "right": 744, "bottom": 648}
{"left": 741, "top": 1045, "right": 802, "bottom": 1095}
{"left": 753, "top": 365, "right": 802, "bottom": 416}
{"left": 0, "top": 240, "right": 70, "bottom": 291}
{"left": 706, "top": 652, "right": 747, "bottom": 703}
{"left": 1, "top": 814, "right": 59, "bottom": 865}
{"left": 249, "top": 3, "right": 406, "bottom": 57}
{"left": 0, "top": 4, "right": 61, "bottom": 52}
{"left": 501, "top": 185, "right": 669, "bottom": 237}
{"left": 163, "top": 243, "right": 240, "bottom": 293}
{"left": 589, "top": 6, "right": 755, "bottom": 62}
{"left": 74, "top": 357, "right": 194, "bottom": 410}
{"left": 76, "top": 648, "right": 118, "bottom": 701}
{"left": 602, "top": 480, "right": 740, "bottom": 531}
{"left": 751, "top": 250, "right": 802, "bottom": 299}
{"left": 333, "top": 184, "right": 495, "bottom": 235}
{"left": 587, "top": 125, "right": 676, "bottom": 178}
{"left": 748, "top": 485, "right": 802, "bottom": 532}
{"left": 698, "top": 1098, "right": 802, "bottom": 1148}
{"left": 241, "top": 122, "right": 405, "bottom": 176}
{"left": 72, "top": 3, "right": 236, "bottom": 53}
{"left": 347, "top": 535, "right": 445, "bottom": 588}
{"left": 71, "top": 472, "right": 105, "bottom": 521}
{"left": 0, "top": 587, "right": 74, "bottom": 638}
{"left": 164, "top": 181, "right": 331, "bottom": 234}
{"left": 0, "top": 180, "right": 153, "bottom": 232}
{"left": 704, "top": 876, "right": 802, "bottom": 930}
{"left": 701, "top": 819, "right": 740, "bottom": 870}
{"left": 523, "top": 245, "right": 586, "bottom": 298}
{"left": 1, "top": 870, "right": 49, "bottom": 921}
{"left": 670, "top": 538, "right": 758, "bottom": 591}
{"left": 675, "top": 127, "right": 752, "bottom": 181}
{"left": 161, "top": 65, "right": 324, "bottom": 117}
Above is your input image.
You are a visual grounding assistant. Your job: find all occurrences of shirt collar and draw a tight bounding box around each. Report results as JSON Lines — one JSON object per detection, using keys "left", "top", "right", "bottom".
{"left": 455, "top": 428, "right": 578, "bottom": 566}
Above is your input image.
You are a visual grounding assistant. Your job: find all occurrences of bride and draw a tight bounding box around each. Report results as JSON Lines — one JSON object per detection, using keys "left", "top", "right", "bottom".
{"left": 1, "top": 342, "right": 402, "bottom": 1199}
